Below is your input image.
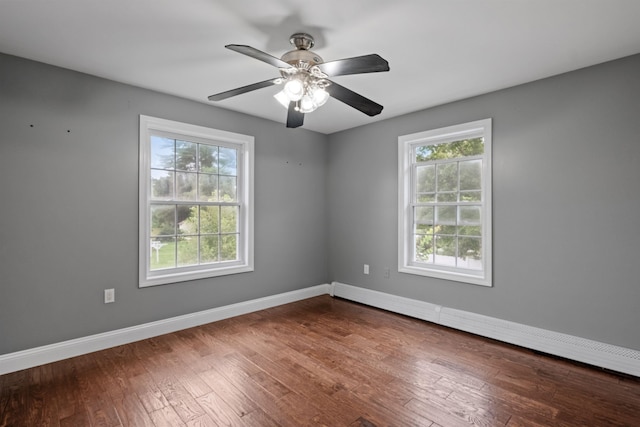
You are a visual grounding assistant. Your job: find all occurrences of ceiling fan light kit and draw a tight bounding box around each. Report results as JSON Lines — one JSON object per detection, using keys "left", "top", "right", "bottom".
{"left": 208, "top": 32, "right": 389, "bottom": 128}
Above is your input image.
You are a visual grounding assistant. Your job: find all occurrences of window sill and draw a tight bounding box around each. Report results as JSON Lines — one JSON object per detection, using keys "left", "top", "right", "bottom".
{"left": 140, "top": 264, "right": 254, "bottom": 288}
{"left": 398, "top": 265, "right": 491, "bottom": 287}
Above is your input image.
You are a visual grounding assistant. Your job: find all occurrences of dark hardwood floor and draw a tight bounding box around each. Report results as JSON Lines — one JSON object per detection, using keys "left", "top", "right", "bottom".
{"left": 2, "top": 295, "right": 639, "bottom": 426}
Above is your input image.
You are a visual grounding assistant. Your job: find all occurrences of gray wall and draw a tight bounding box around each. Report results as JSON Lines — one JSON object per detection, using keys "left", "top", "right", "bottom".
{"left": 2, "top": 51, "right": 639, "bottom": 356}
{"left": 0, "top": 53, "right": 329, "bottom": 354}
{"left": 327, "top": 54, "right": 640, "bottom": 351}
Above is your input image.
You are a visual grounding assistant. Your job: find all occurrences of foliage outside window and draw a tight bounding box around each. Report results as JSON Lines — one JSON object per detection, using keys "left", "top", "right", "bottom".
{"left": 139, "top": 116, "right": 254, "bottom": 287}
{"left": 398, "top": 119, "right": 492, "bottom": 286}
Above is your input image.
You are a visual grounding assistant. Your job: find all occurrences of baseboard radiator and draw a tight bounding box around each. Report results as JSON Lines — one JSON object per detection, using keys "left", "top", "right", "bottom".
{"left": 331, "top": 281, "right": 640, "bottom": 377}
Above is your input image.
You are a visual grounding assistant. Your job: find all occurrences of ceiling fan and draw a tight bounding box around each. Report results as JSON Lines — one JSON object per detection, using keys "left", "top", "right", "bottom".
{"left": 208, "top": 33, "right": 390, "bottom": 128}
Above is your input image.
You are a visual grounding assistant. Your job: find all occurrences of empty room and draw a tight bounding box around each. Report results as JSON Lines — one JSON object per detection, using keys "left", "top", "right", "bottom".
{"left": 1, "top": 1, "right": 640, "bottom": 426}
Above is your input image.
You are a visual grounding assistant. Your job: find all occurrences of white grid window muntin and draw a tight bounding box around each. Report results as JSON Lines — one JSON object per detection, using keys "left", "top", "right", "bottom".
{"left": 139, "top": 116, "right": 254, "bottom": 287}
{"left": 399, "top": 119, "right": 492, "bottom": 286}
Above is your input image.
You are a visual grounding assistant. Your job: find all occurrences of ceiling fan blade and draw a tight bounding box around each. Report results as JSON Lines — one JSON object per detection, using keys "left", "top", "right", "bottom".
{"left": 325, "top": 81, "right": 384, "bottom": 116}
{"left": 286, "top": 102, "right": 304, "bottom": 128}
{"left": 316, "top": 54, "right": 389, "bottom": 77}
{"left": 226, "top": 44, "right": 294, "bottom": 70}
{"left": 208, "top": 78, "right": 281, "bottom": 101}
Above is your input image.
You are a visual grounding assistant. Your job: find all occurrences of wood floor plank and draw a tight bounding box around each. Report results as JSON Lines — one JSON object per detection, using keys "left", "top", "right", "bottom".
{"left": 204, "top": 359, "right": 315, "bottom": 427}
{"left": 196, "top": 390, "right": 242, "bottom": 426}
{"left": 474, "top": 381, "right": 559, "bottom": 423}
{"left": 338, "top": 382, "right": 437, "bottom": 426}
{"left": 405, "top": 396, "right": 481, "bottom": 427}
{"left": 154, "top": 374, "right": 206, "bottom": 424}
{"left": 127, "top": 372, "right": 168, "bottom": 415}
{"left": 198, "top": 367, "right": 258, "bottom": 419}
{"left": 148, "top": 405, "right": 187, "bottom": 426}
{"left": 2, "top": 295, "right": 640, "bottom": 426}
{"left": 237, "top": 407, "right": 281, "bottom": 427}
{"left": 52, "top": 358, "right": 86, "bottom": 423}
{"left": 25, "top": 364, "right": 60, "bottom": 427}
{"left": 112, "top": 392, "right": 156, "bottom": 427}
{"left": 0, "top": 370, "right": 29, "bottom": 427}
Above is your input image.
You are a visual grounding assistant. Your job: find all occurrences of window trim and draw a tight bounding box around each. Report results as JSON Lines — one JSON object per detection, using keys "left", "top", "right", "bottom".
{"left": 139, "top": 115, "right": 254, "bottom": 287}
{"left": 398, "top": 118, "right": 492, "bottom": 287}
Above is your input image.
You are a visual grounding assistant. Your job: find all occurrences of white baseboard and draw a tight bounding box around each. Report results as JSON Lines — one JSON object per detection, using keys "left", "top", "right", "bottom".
{"left": 0, "top": 284, "right": 332, "bottom": 375}
{"left": 4, "top": 281, "right": 639, "bottom": 378}
{"left": 331, "top": 281, "right": 640, "bottom": 377}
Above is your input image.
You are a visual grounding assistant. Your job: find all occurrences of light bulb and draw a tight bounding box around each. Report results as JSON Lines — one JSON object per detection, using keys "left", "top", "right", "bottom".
{"left": 284, "top": 79, "right": 304, "bottom": 101}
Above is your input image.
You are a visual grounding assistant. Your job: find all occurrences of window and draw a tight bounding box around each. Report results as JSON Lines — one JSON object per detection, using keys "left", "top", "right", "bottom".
{"left": 139, "top": 115, "right": 254, "bottom": 287}
{"left": 398, "top": 119, "right": 492, "bottom": 286}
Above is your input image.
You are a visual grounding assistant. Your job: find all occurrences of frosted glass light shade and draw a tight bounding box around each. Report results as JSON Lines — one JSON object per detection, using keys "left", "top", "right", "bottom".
{"left": 298, "top": 95, "right": 316, "bottom": 113}
{"left": 274, "top": 90, "right": 290, "bottom": 108}
{"left": 311, "top": 87, "right": 329, "bottom": 107}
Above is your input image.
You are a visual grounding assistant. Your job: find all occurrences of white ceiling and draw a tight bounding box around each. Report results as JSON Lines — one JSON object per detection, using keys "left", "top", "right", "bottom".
{"left": 1, "top": 0, "right": 640, "bottom": 134}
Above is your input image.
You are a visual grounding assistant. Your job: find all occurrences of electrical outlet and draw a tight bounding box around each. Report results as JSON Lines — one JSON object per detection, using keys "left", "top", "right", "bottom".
{"left": 364, "top": 264, "right": 369, "bottom": 275}
{"left": 104, "top": 288, "right": 115, "bottom": 304}
{"left": 383, "top": 267, "right": 390, "bottom": 279}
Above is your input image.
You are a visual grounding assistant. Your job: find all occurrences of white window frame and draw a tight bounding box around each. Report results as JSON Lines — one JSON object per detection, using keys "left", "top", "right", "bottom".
{"left": 398, "top": 118, "right": 492, "bottom": 286}
{"left": 139, "top": 115, "right": 254, "bottom": 287}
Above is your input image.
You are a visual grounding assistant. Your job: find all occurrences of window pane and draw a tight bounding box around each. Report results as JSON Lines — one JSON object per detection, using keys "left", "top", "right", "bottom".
{"left": 199, "top": 145, "right": 218, "bottom": 173}
{"left": 414, "top": 206, "right": 434, "bottom": 224}
{"left": 198, "top": 174, "right": 218, "bottom": 201}
{"left": 200, "top": 235, "right": 219, "bottom": 263}
{"left": 178, "top": 205, "right": 198, "bottom": 235}
{"left": 415, "top": 145, "right": 434, "bottom": 162}
{"left": 456, "top": 137, "right": 484, "bottom": 157}
{"left": 435, "top": 206, "right": 456, "bottom": 225}
{"left": 437, "top": 163, "right": 458, "bottom": 192}
{"left": 151, "top": 205, "right": 175, "bottom": 236}
{"left": 434, "top": 235, "right": 456, "bottom": 265}
{"left": 200, "top": 206, "right": 220, "bottom": 234}
{"left": 150, "top": 237, "right": 175, "bottom": 270}
{"left": 175, "top": 140, "right": 197, "bottom": 171}
{"left": 150, "top": 136, "right": 174, "bottom": 170}
{"left": 221, "top": 206, "right": 238, "bottom": 233}
{"left": 414, "top": 234, "right": 433, "bottom": 263}
{"left": 221, "top": 234, "right": 238, "bottom": 261}
{"left": 151, "top": 170, "right": 174, "bottom": 200}
{"left": 458, "top": 237, "right": 482, "bottom": 270}
{"left": 459, "top": 225, "right": 481, "bottom": 236}
{"left": 416, "top": 138, "right": 484, "bottom": 162}
{"left": 460, "top": 190, "right": 481, "bottom": 202}
{"left": 177, "top": 237, "right": 198, "bottom": 267}
{"left": 437, "top": 192, "right": 457, "bottom": 202}
{"left": 417, "top": 194, "right": 435, "bottom": 203}
{"left": 436, "top": 225, "right": 456, "bottom": 235}
{"left": 176, "top": 172, "right": 197, "bottom": 201}
{"left": 459, "top": 206, "right": 481, "bottom": 225}
{"left": 175, "top": 205, "right": 193, "bottom": 230}
{"left": 459, "top": 159, "right": 482, "bottom": 191}
{"left": 219, "top": 147, "right": 237, "bottom": 175}
{"left": 415, "top": 224, "right": 433, "bottom": 235}
{"left": 219, "top": 176, "right": 237, "bottom": 202}
{"left": 416, "top": 165, "right": 435, "bottom": 193}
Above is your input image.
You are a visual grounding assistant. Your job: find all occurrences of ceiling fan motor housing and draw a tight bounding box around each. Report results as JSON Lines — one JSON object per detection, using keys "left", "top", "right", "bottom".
{"left": 281, "top": 33, "right": 323, "bottom": 71}
{"left": 281, "top": 49, "right": 323, "bottom": 70}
